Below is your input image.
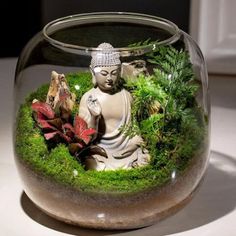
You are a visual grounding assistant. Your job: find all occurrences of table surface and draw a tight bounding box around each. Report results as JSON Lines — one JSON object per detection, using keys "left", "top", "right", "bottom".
{"left": 0, "top": 58, "right": 236, "bottom": 236}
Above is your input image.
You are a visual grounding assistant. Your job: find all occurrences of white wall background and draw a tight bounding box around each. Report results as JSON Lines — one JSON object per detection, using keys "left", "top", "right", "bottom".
{"left": 190, "top": 0, "right": 236, "bottom": 74}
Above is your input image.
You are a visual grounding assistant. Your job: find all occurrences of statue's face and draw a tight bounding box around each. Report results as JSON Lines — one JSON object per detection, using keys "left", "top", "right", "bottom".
{"left": 93, "top": 65, "right": 120, "bottom": 92}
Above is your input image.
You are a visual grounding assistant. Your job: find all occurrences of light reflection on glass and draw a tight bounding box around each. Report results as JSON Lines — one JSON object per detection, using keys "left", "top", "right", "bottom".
{"left": 97, "top": 213, "right": 105, "bottom": 219}
{"left": 171, "top": 170, "right": 176, "bottom": 180}
{"left": 74, "top": 85, "right": 80, "bottom": 90}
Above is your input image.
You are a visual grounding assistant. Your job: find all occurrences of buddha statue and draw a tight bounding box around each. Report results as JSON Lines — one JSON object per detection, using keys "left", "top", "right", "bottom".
{"left": 79, "top": 43, "right": 150, "bottom": 171}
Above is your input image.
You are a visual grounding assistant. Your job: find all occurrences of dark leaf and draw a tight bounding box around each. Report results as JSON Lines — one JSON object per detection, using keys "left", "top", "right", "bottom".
{"left": 63, "top": 123, "right": 75, "bottom": 138}
{"left": 74, "top": 115, "right": 87, "bottom": 135}
{"left": 74, "top": 115, "right": 96, "bottom": 144}
{"left": 47, "top": 118, "right": 63, "bottom": 130}
{"left": 44, "top": 130, "right": 72, "bottom": 143}
{"left": 44, "top": 131, "right": 59, "bottom": 140}
{"left": 69, "top": 142, "right": 84, "bottom": 155}
{"left": 63, "top": 123, "right": 74, "bottom": 132}
{"left": 33, "top": 110, "right": 58, "bottom": 132}
{"left": 80, "top": 128, "right": 96, "bottom": 144}
{"left": 32, "top": 101, "right": 55, "bottom": 119}
{"left": 89, "top": 145, "right": 108, "bottom": 158}
{"left": 58, "top": 132, "right": 72, "bottom": 143}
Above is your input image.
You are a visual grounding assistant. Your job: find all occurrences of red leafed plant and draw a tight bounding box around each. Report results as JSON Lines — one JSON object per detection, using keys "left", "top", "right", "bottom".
{"left": 31, "top": 101, "right": 96, "bottom": 155}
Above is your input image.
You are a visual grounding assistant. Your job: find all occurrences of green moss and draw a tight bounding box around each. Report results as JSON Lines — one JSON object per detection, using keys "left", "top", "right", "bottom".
{"left": 15, "top": 104, "right": 48, "bottom": 161}
{"left": 25, "top": 84, "right": 49, "bottom": 104}
{"left": 15, "top": 51, "right": 207, "bottom": 194}
{"left": 66, "top": 71, "right": 93, "bottom": 100}
{"left": 66, "top": 72, "right": 93, "bottom": 116}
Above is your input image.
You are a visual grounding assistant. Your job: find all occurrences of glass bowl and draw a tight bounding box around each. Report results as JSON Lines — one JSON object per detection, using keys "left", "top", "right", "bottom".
{"left": 14, "top": 12, "right": 210, "bottom": 230}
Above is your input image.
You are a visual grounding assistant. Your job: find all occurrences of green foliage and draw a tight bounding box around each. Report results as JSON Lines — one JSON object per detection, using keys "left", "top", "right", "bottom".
{"left": 123, "top": 41, "right": 207, "bottom": 172}
{"left": 122, "top": 74, "right": 167, "bottom": 138}
{"left": 140, "top": 113, "right": 164, "bottom": 145}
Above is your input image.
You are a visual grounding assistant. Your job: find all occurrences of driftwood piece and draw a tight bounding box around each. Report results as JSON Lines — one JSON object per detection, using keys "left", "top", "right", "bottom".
{"left": 46, "top": 71, "right": 76, "bottom": 115}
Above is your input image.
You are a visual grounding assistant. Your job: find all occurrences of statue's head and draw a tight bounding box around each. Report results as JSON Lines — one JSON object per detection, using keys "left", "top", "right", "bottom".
{"left": 90, "top": 43, "right": 121, "bottom": 92}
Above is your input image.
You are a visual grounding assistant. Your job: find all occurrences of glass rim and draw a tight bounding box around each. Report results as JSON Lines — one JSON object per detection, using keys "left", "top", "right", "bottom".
{"left": 43, "top": 12, "right": 181, "bottom": 55}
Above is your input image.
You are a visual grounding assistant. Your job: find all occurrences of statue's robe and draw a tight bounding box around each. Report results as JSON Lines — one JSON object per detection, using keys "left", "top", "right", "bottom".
{"left": 79, "top": 87, "right": 150, "bottom": 170}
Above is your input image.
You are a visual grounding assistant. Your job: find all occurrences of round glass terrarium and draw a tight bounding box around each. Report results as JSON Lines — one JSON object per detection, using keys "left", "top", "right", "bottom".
{"left": 14, "top": 12, "right": 210, "bottom": 230}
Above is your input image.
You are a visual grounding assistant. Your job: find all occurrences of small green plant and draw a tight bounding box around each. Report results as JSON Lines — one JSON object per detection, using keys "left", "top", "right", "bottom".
{"left": 123, "top": 40, "right": 206, "bottom": 171}
{"left": 31, "top": 100, "right": 96, "bottom": 156}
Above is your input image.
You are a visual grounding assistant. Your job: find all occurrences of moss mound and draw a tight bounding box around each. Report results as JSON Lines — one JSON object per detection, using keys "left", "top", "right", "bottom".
{"left": 15, "top": 73, "right": 206, "bottom": 194}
